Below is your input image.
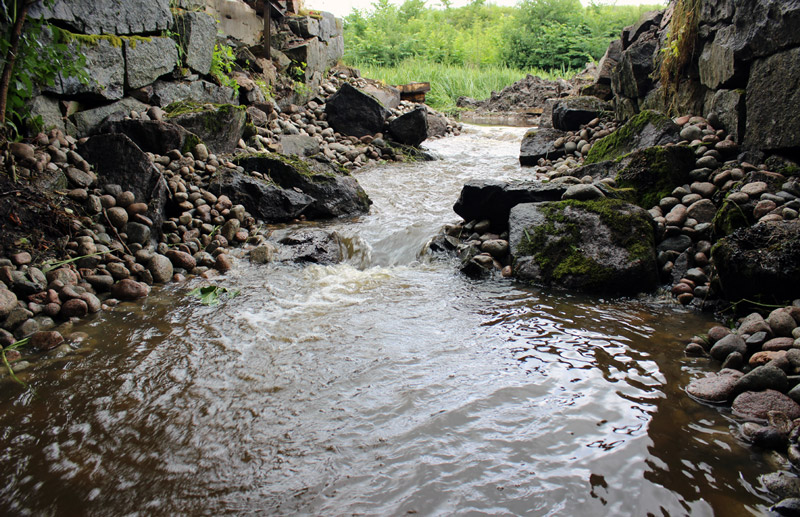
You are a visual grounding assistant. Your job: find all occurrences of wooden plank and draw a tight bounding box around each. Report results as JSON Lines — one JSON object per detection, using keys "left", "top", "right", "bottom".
{"left": 400, "top": 92, "right": 427, "bottom": 103}
{"left": 395, "top": 82, "right": 431, "bottom": 94}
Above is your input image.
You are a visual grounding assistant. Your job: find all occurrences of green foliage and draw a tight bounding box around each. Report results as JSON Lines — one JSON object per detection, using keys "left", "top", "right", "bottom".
{"left": 658, "top": 0, "right": 701, "bottom": 115}
{"left": 188, "top": 284, "right": 241, "bottom": 306}
{"left": 355, "top": 58, "right": 571, "bottom": 112}
{"left": 2, "top": 337, "right": 30, "bottom": 389}
{"left": 0, "top": 2, "right": 88, "bottom": 137}
{"left": 210, "top": 43, "right": 239, "bottom": 94}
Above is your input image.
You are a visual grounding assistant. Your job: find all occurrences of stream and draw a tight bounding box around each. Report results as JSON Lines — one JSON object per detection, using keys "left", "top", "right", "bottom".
{"left": 0, "top": 125, "right": 778, "bottom": 516}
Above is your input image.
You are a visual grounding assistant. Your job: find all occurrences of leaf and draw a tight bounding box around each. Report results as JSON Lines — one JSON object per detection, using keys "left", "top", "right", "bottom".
{"left": 188, "top": 285, "right": 240, "bottom": 306}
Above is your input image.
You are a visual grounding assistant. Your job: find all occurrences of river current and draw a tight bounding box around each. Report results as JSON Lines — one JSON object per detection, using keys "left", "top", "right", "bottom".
{"left": 0, "top": 125, "right": 777, "bottom": 515}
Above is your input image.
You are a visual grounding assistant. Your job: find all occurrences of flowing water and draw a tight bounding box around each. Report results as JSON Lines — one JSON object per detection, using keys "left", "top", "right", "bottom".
{"left": 0, "top": 126, "right": 778, "bottom": 516}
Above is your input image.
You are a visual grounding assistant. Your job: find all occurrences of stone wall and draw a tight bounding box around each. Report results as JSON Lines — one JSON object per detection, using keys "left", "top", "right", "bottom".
{"left": 589, "top": 0, "right": 800, "bottom": 160}
{"left": 25, "top": 0, "right": 343, "bottom": 137}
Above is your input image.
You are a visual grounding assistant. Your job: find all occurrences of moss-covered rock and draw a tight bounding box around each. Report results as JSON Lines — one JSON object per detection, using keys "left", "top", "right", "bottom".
{"left": 713, "top": 198, "right": 754, "bottom": 238}
{"left": 613, "top": 145, "right": 696, "bottom": 209}
{"left": 585, "top": 109, "right": 680, "bottom": 164}
{"left": 509, "top": 198, "right": 658, "bottom": 294}
{"left": 166, "top": 101, "right": 246, "bottom": 154}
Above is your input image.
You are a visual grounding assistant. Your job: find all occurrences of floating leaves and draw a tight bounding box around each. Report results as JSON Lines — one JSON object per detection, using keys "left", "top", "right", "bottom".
{"left": 188, "top": 285, "right": 241, "bottom": 306}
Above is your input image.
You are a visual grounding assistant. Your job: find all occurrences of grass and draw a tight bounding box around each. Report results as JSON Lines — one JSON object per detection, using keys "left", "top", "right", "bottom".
{"left": 348, "top": 58, "right": 576, "bottom": 113}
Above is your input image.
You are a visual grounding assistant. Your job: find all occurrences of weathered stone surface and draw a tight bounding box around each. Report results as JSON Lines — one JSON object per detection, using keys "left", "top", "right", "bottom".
{"left": 100, "top": 119, "right": 198, "bottom": 155}
{"left": 552, "top": 96, "right": 612, "bottom": 131}
{"left": 698, "top": 25, "right": 737, "bottom": 90}
{"left": 730, "top": 0, "right": 800, "bottom": 61}
{"left": 584, "top": 110, "right": 680, "bottom": 164}
{"left": 71, "top": 98, "right": 149, "bottom": 137}
{"left": 519, "top": 128, "right": 567, "bottom": 166}
{"left": 208, "top": 172, "right": 313, "bottom": 223}
{"left": 325, "top": 83, "right": 390, "bottom": 138}
{"left": 0, "top": 288, "right": 18, "bottom": 320}
{"left": 509, "top": 199, "right": 658, "bottom": 294}
{"left": 712, "top": 221, "right": 800, "bottom": 303}
{"left": 111, "top": 279, "right": 149, "bottom": 300}
{"left": 596, "top": 39, "right": 623, "bottom": 85}
{"left": 206, "top": 0, "right": 262, "bottom": 46}
{"left": 279, "top": 135, "right": 320, "bottom": 158}
{"left": 388, "top": 107, "right": 428, "bottom": 147}
{"left": 29, "top": 330, "right": 64, "bottom": 351}
{"left": 149, "top": 80, "right": 237, "bottom": 107}
{"left": 174, "top": 11, "right": 217, "bottom": 75}
{"left": 148, "top": 254, "right": 173, "bottom": 284}
{"left": 709, "top": 333, "right": 747, "bottom": 361}
{"left": 453, "top": 180, "right": 567, "bottom": 228}
{"left": 612, "top": 35, "right": 658, "bottom": 99}
{"left": 427, "top": 113, "right": 449, "bottom": 138}
{"left": 733, "top": 390, "right": 800, "bottom": 423}
{"left": 169, "top": 105, "right": 246, "bottom": 155}
{"left": 34, "top": 0, "right": 172, "bottom": 35}
{"left": 52, "top": 37, "right": 124, "bottom": 101}
{"left": 609, "top": 146, "right": 695, "bottom": 209}
{"left": 706, "top": 89, "right": 745, "bottom": 144}
{"left": 124, "top": 37, "right": 178, "bottom": 90}
{"left": 734, "top": 365, "right": 790, "bottom": 395}
{"left": 27, "top": 95, "right": 64, "bottom": 133}
{"left": 275, "top": 230, "right": 345, "bottom": 264}
{"left": 165, "top": 250, "right": 196, "bottom": 271}
{"left": 362, "top": 83, "right": 401, "bottom": 110}
{"left": 79, "top": 134, "right": 167, "bottom": 241}
{"left": 230, "top": 154, "right": 371, "bottom": 220}
{"left": 700, "top": 0, "right": 734, "bottom": 24}
{"left": 686, "top": 372, "right": 741, "bottom": 403}
{"left": 744, "top": 47, "right": 800, "bottom": 152}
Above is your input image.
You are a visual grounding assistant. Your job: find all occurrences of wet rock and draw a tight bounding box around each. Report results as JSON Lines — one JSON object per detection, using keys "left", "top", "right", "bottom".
{"left": 165, "top": 250, "right": 196, "bottom": 270}
{"left": 453, "top": 180, "right": 567, "bottom": 229}
{"left": 249, "top": 243, "right": 277, "bottom": 264}
{"left": 709, "top": 334, "right": 747, "bottom": 361}
{"left": 772, "top": 498, "right": 800, "bottom": 517}
{"left": 735, "top": 365, "right": 790, "bottom": 395}
{"left": 277, "top": 230, "right": 345, "bottom": 264}
{"left": 519, "top": 128, "right": 566, "bottom": 165}
{"left": 148, "top": 254, "right": 173, "bottom": 284}
{"left": 733, "top": 390, "right": 800, "bottom": 422}
{"left": 686, "top": 371, "right": 741, "bottom": 402}
{"left": 762, "top": 472, "right": 800, "bottom": 500}
{"left": 325, "top": 83, "right": 390, "bottom": 138}
{"left": 110, "top": 279, "right": 149, "bottom": 301}
{"left": 480, "top": 239, "right": 509, "bottom": 259}
{"left": 551, "top": 96, "right": 611, "bottom": 131}
{"left": 214, "top": 254, "right": 232, "bottom": 272}
{"left": 59, "top": 298, "right": 88, "bottom": 319}
{"left": 388, "top": 106, "right": 429, "bottom": 147}
{"left": 29, "top": 330, "right": 64, "bottom": 351}
{"left": 81, "top": 293, "right": 101, "bottom": 313}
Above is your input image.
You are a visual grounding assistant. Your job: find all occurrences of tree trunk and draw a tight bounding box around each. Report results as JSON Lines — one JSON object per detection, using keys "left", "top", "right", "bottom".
{"left": 0, "top": 0, "right": 33, "bottom": 125}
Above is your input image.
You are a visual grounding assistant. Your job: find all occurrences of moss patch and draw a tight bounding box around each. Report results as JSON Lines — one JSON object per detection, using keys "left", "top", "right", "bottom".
{"left": 585, "top": 110, "right": 675, "bottom": 164}
{"left": 53, "top": 28, "right": 152, "bottom": 49}
{"left": 166, "top": 101, "right": 245, "bottom": 135}
{"left": 614, "top": 145, "right": 695, "bottom": 209}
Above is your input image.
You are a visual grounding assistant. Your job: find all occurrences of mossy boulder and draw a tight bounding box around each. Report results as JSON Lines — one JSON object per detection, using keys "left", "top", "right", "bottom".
{"left": 519, "top": 127, "right": 567, "bottom": 166}
{"left": 713, "top": 198, "right": 755, "bottom": 238}
{"left": 166, "top": 102, "right": 246, "bottom": 154}
{"left": 509, "top": 198, "right": 658, "bottom": 294}
{"left": 613, "top": 145, "right": 696, "bottom": 209}
{"left": 711, "top": 220, "right": 800, "bottom": 304}
{"left": 585, "top": 110, "right": 680, "bottom": 164}
{"left": 552, "top": 96, "right": 612, "bottom": 131}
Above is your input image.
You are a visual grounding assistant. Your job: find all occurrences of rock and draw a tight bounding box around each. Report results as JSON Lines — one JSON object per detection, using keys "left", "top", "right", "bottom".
{"left": 745, "top": 46, "right": 800, "bottom": 152}
{"left": 735, "top": 365, "right": 790, "bottom": 395}
{"left": 612, "top": 34, "right": 658, "bottom": 100}
{"left": 59, "top": 298, "right": 88, "bottom": 318}
{"left": 481, "top": 239, "right": 509, "bottom": 259}
{"left": 165, "top": 250, "right": 196, "bottom": 270}
{"left": 388, "top": 107, "right": 429, "bottom": 147}
{"left": 126, "top": 222, "right": 151, "bottom": 245}
{"left": 33, "top": 0, "right": 172, "bottom": 35}
{"left": 519, "top": 128, "right": 567, "bottom": 165}
{"left": 79, "top": 134, "right": 167, "bottom": 238}
{"left": 562, "top": 184, "right": 605, "bottom": 201}
{"left": 712, "top": 221, "right": 800, "bottom": 303}
{"left": 173, "top": 11, "right": 217, "bottom": 75}
{"left": 551, "top": 96, "right": 611, "bottom": 131}
{"left": 106, "top": 206, "right": 129, "bottom": 229}
{"left": 772, "top": 498, "right": 800, "bottom": 516}
{"left": 70, "top": 97, "right": 147, "bottom": 137}
{"left": 509, "top": 199, "right": 658, "bottom": 294}
{"left": 149, "top": 79, "right": 237, "bottom": 107}
{"left": 148, "top": 254, "right": 173, "bottom": 283}
{"left": 48, "top": 34, "right": 124, "bottom": 101}
{"left": 686, "top": 199, "right": 717, "bottom": 224}
{"left": 81, "top": 292, "right": 101, "bottom": 313}
{"left": 224, "top": 153, "right": 371, "bottom": 220}
{"left": 585, "top": 110, "right": 680, "bottom": 164}
{"left": 762, "top": 472, "right": 800, "bottom": 500}
{"left": 362, "top": 83, "right": 401, "bottom": 110}
{"left": 110, "top": 279, "right": 149, "bottom": 300}
{"left": 325, "top": 83, "right": 390, "bottom": 138}
{"left": 100, "top": 119, "right": 199, "bottom": 156}
{"left": 124, "top": 36, "right": 178, "bottom": 89}
{"left": 214, "top": 254, "right": 232, "bottom": 272}
{"left": 708, "top": 325, "right": 732, "bottom": 343}
{"left": 0, "top": 288, "right": 18, "bottom": 319}
{"left": 27, "top": 95, "right": 65, "bottom": 133}
{"left": 733, "top": 390, "right": 800, "bottom": 423}
{"left": 168, "top": 104, "right": 246, "bottom": 155}
{"left": 427, "top": 113, "right": 449, "bottom": 138}
{"left": 85, "top": 275, "right": 114, "bottom": 292}
{"left": 29, "top": 330, "right": 64, "bottom": 351}
{"left": 277, "top": 230, "right": 345, "bottom": 264}
{"left": 764, "top": 337, "right": 795, "bottom": 352}
{"left": 686, "top": 372, "right": 741, "bottom": 403}
{"left": 769, "top": 308, "right": 799, "bottom": 337}
{"left": 709, "top": 334, "right": 747, "bottom": 361}
{"left": 739, "top": 312, "right": 773, "bottom": 336}
{"left": 208, "top": 170, "right": 313, "bottom": 223}
{"left": 707, "top": 89, "right": 745, "bottom": 144}
{"left": 249, "top": 243, "right": 277, "bottom": 264}
{"left": 453, "top": 180, "right": 567, "bottom": 229}
{"left": 280, "top": 135, "right": 320, "bottom": 158}
{"left": 657, "top": 234, "right": 692, "bottom": 254}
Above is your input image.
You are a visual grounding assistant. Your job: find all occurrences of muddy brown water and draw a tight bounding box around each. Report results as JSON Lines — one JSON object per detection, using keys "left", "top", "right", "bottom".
{"left": 0, "top": 126, "right": 778, "bottom": 515}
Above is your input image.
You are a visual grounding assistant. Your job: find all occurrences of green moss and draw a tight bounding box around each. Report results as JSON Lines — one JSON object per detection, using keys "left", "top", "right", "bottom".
{"left": 166, "top": 101, "right": 245, "bottom": 134}
{"left": 613, "top": 145, "right": 695, "bottom": 209}
{"left": 712, "top": 198, "right": 752, "bottom": 238}
{"left": 53, "top": 28, "right": 152, "bottom": 49}
{"left": 181, "top": 133, "right": 203, "bottom": 155}
{"left": 585, "top": 110, "right": 675, "bottom": 164}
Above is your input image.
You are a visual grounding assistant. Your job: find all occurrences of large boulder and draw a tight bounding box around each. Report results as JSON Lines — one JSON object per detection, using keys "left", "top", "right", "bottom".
{"left": 325, "top": 83, "right": 390, "bottom": 138}
{"left": 711, "top": 221, "right": 800, "bottom": 304}
{"left": 509, "top": 199, "right": 658, "bottom": 294}
{"left": 362, "top": 83, "right": 401, "bottom": 110}
{"left": 584, "top": 110, "right": 680, "bottom": 164}
{"left": 167, "top": 103, "right": 246, "bottom": 155}
{"left": 519, "top": 128, "right": 567, "bottom": 165}
{"left": 729, "top": 0, "right": 800, "bottom": 61}
{"left": 744, "top": 46, "right": 800, "bottom": 152}
{"left": 99, "top": 119, "right": 200, "bottom": 155}
{"left": 274, "top": 229, "right": 346, "bottom": 264}
{"left": 208, "top": 171, "right": 313, "bottom": 223}
{"left": 551, "top": 96, "right": 611, "bottom": 131}
{"left": 78, "top": 134, "right": 167, "bottom": 240}
{"left": 698, "top": 25, "right": 738, "bottom": 90}
{"left": 388, "top": 107, "right": 428, "bottom": 147}
{"left": 611, "top": 145, "right": 696, "bottom": 209}
{"left": 32, "top": 0, "right": 172, "bottom": 35}
{"left": 612, "top": 35, "right": 658, "bottom": 100}
{"left": 231, "top": 153, "right": 371, "bottom": 219}
{"left": 147, "top": 79, "right": 237, "bottom": 107}
{"left": 71, "top": 97, "right": 149, "bottom": 137}
{"left": 453, "top": 180, "right": 567, "bottom": 229}
{"left": 706, "top": 89, "right": 745, "bottom": 144}
{"left": 124, "top": 37, "right": 178, "bottom": 90}
{"left": 50, "top": 36, "right": 124, "bottom": 101}
{"left": 173, "top": 11, "right": 217, "bottom": 75}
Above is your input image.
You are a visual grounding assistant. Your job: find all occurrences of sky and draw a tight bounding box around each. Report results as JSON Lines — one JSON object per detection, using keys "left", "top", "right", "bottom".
{"left": 303, "top": 0, "right": 658, "bottom": 18}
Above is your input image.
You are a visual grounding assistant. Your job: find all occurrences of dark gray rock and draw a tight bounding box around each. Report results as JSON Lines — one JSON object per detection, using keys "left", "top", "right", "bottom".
{"left": 730, "top": 0, "right": 800, "bottom": 61}
{"left": 149, "top": 80, "right": 237, "bottom": 107}
{"left": 362, "top": 83, "right": 401, "bottom": 110}
{"left": 124, "top": 37, "right": 178, "bottom": 90}
{"left": 771, "top": 497, "right": 800, "bottom": 516}
{"left": 657, "top": 234, "right": 692, "bottom": 253}
{"left": 712, "top": 221, "right": 800, "bottom": 303}
{"left": 744, "top": 46, "right": 800, "bottom": 152}
{"left": 427, "top": 113, "right": 449, "bottom": 138}
{"left": 169, "top": 105, "right": 246, "bottom": 155}
{"left": 27, "top": 95, "right": 65, "bottom": 133}
{"left": 79, "top": 134, "right": 167, "bottom": 242}
{"left": 762, "top": 472, "right": 800, "bottom": 500}
{"left": 388, "top": 107, "right": 428, "bottom": 147}
{"left": 453, "top": 180, "right": 567, "bottom": 229}
{"left": 519, "top": 128, "right": 566, "bottom": 166}
{"left": 734, "top": 365, "right": 790, "bottom": 395}
{"left": 584, "top": 110, "right": 681, "bottom": 164}
{"left": 51, "top": 37, "right": 124, "bottom": 101}
{"left": 596, "top": 39, "right": 623, "bottom": 85}
{"left": 325, "top": 83, "right": 390, "bottom": 138}
{"left": 72, "top": 98, "right": 149, "bottom": 137}
{"left": 148, "top": 254, "right": 173, "bottom": 284}
{"left": 33, "top": 0, "right": 172, "bottom": 35}
{"left": 552, "top": 96, "right": 612, "bottom": 131}
{"left": 698, "top": 25, "right": 737, "bottom": 90}
{"left": 701, "top": 0, "right": 734, "bottom": 23}
{"left": 276, "top": 229, "right": 345, "bottom": 264}
{"left": 709, "top": 333, "right": 747, "bottom": 361}
{"left": 174, "top": 11, "right": 217, "bottom": 75}
{"left": 100, "top": 119, "right": 199, "bottom": 155}
{"left": 612, "top": 34, "right": 658, "bottom": 99}
{"left": 126, "top": 222, "right": 151, "bottom": 245}
{"left": 509, "top": 199, "right": 658, "bottom": 294}
{"left": 208, "top": 171, "right": 312, "bottom": 223}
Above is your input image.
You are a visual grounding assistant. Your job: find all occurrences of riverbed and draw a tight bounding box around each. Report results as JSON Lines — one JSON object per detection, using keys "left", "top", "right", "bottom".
{"left": 0, "top": 125, "right": 776, "bottom": 515}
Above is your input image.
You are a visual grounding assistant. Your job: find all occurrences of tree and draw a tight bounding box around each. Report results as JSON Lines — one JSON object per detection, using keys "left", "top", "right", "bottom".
{"left": 0, "top": 0, "right": 35, "bottom": 129}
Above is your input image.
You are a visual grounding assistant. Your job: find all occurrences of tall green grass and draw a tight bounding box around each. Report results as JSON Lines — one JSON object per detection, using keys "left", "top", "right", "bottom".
{"left": 351, "top": 58, "right": 575, "bottom": 113}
